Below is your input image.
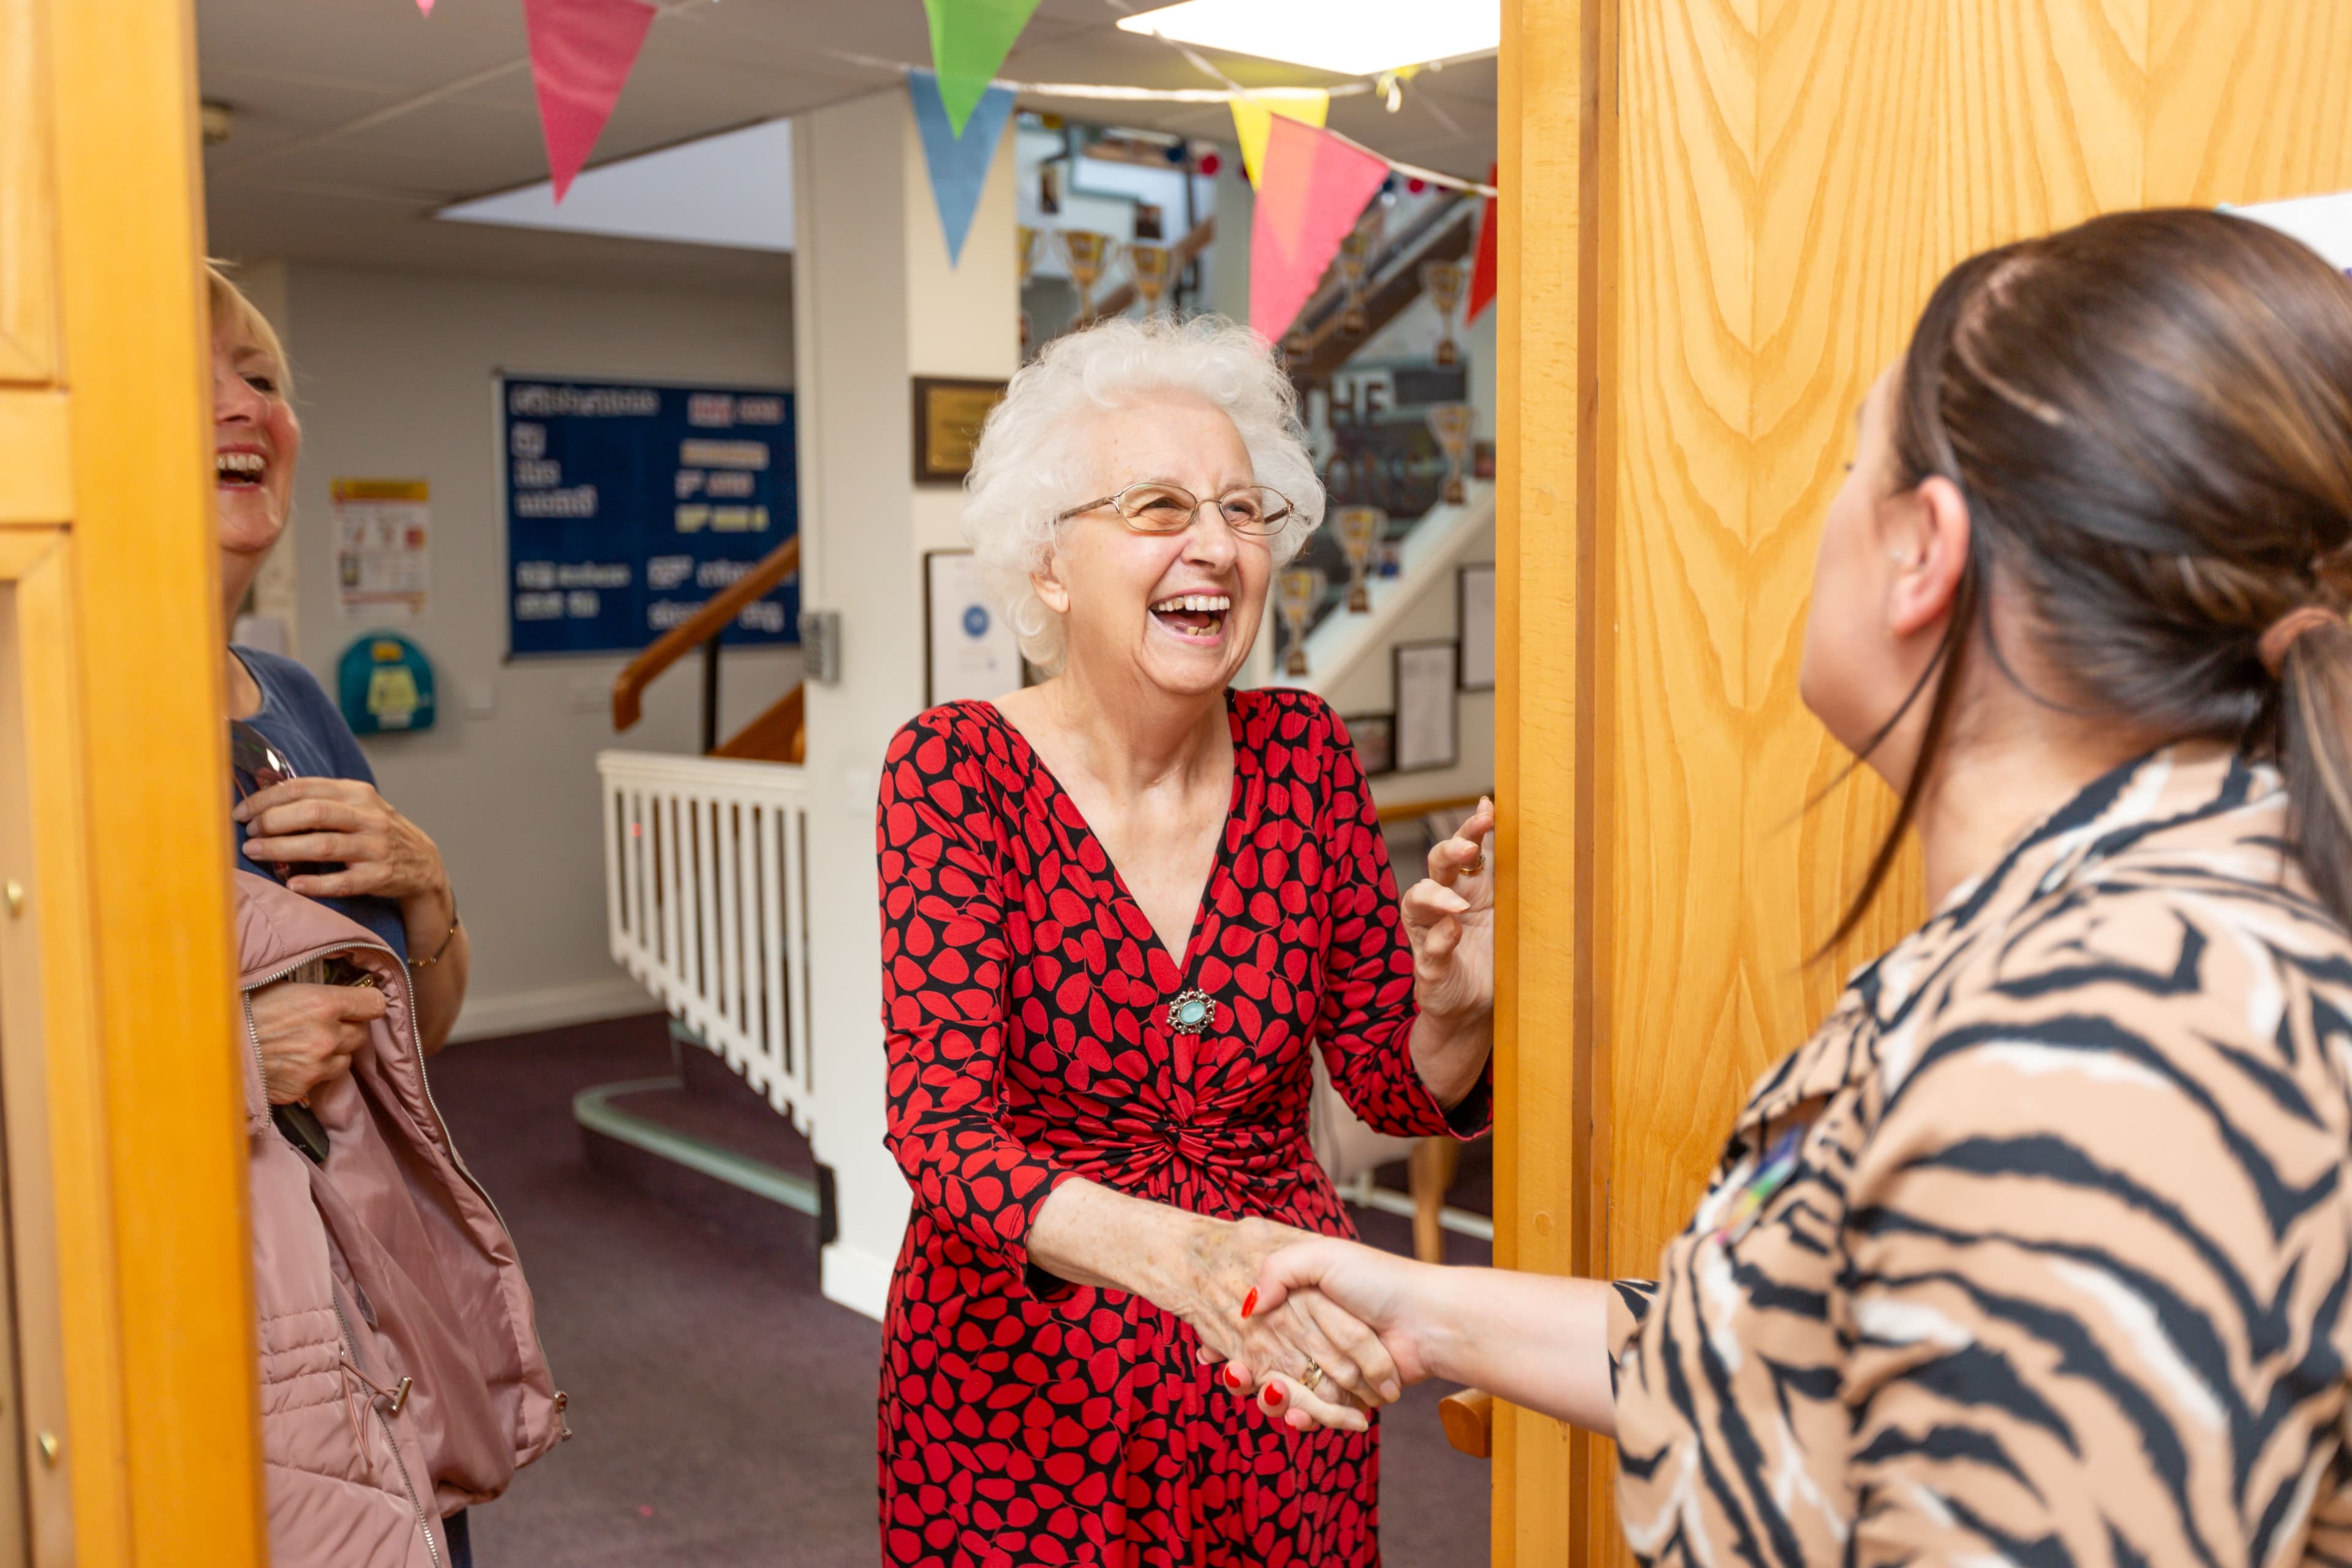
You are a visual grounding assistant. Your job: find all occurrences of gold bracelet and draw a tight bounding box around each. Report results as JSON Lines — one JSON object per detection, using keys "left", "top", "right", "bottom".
{"left": 408, "top": 906, "right": 461, "bottom": 970}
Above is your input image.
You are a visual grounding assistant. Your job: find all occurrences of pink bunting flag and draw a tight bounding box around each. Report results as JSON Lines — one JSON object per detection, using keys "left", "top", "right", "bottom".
{"left": 417, "top": 0, "right": 434, "bottom": 13}
{"left": 1466, "top": 162, "right": 1499, "bottom": 323}
{"left": 523, "top": 0, "right": 657, "bottom": 204}
{"left": 1249, "top": 115, "right": 1391, "bottom": 344}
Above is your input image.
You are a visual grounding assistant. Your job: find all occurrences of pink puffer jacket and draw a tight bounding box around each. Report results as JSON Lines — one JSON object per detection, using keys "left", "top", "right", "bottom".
{"left": 237, "top": 872, "right": 565, "bottom": 1566}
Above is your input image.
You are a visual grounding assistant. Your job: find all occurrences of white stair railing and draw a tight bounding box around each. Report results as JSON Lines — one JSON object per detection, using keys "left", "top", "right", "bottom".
{"left": 598, "top": 750, "right": 815, "bottom": 1132}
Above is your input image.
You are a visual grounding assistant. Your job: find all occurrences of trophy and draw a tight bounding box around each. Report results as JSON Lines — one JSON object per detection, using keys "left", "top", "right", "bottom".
{"left": 1125, "top": 243, "right": 1174, "bottom": 317}
{"left": 1060, "top": 230, "right": 1112, "bottom": 318}
{"left": 1018, "top": 225, "right": 1043, "bottom": 356}
{"left": 1421, "top": 260, "right": 1467, "bottom": 366}
{"left": 1427, "top": 403, "right": 1474, "bottom": 505}
{"left": 1276, "top": 566, "right": 1327, "bottom": 677}
{"left": 1333, "top": 506, "right": 1385, "bottom": 612}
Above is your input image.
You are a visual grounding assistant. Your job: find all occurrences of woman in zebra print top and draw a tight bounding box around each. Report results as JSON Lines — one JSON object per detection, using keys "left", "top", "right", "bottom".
{"left": 1210, "top": 208, "right": 2352, "bottom": 1564}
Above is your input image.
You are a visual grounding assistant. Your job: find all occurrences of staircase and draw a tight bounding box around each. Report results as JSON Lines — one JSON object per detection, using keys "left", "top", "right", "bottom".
{"left": 590, "top": 533, "right": 829, "bottom": 1246}
{"left": 1269, "top": 192, "right": 1495, "bottom": 694}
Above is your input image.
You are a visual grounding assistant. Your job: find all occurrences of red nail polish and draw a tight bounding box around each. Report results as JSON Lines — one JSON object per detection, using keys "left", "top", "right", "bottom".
{"left": 1241, "top": 1289, "right": 1258, "bottom": 1320}
{"left": 1264, "top": 1384, "right": 1286, "bottom": 1407}
{"left": 1224, "top": 1366, "right": 1244, "bottom": 1390}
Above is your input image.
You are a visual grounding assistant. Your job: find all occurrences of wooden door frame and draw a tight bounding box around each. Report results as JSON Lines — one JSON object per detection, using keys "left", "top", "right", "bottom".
{"left": 0, "top": 0, "right": 267, "bottom": 1561}
{"left": 1493, "top": 2, "right": 1610, "bottom": 1563}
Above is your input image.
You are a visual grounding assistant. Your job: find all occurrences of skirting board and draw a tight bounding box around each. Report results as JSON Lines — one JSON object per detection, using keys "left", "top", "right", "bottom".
{"left": 448, "top": 976, "right": 660, "bottom": 1044}
{"left": 821, "top": 1243, "right": 895, "bottom": 1322}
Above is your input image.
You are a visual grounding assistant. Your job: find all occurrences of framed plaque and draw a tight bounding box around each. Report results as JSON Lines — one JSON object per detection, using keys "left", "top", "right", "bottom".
{"left": 912, "top": 377, "right": 1009, "bottom": 485}
{"left": 1392, "top": 639, "right": 1460, "bottom": 773}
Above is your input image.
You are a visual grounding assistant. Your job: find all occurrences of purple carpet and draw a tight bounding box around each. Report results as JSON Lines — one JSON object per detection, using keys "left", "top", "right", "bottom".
{"left": 427, "top": 1011, "right": 1491, "bottom": 1566}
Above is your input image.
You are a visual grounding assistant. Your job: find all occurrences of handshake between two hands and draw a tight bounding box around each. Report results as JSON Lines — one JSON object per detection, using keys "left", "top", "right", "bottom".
{"left": 1173, "top": 801, "right": 1493, "bottom": 1432}
{"left": 1179, "top": 1218, "right": 1435, "bottom": 1435}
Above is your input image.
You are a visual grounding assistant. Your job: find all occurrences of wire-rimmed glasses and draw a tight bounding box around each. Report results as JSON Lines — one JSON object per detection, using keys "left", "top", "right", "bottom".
{"left": 1055, "top": 481, "right": 1295, "bottom": 537}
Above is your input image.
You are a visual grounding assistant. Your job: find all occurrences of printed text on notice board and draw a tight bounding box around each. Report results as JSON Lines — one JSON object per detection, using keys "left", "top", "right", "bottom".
{"left": 500, "top": 377, "right": 799, "bottom": 657}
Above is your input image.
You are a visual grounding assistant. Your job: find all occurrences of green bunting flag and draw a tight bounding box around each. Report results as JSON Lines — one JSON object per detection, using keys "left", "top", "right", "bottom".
{"left": 921, "top": 0, "right": 1042, "bottom": 135}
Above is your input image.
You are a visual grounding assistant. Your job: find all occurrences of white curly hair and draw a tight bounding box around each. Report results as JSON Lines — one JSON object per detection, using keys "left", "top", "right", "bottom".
{"left": 960, "top": 314, "right": 1324, "bottom": 672}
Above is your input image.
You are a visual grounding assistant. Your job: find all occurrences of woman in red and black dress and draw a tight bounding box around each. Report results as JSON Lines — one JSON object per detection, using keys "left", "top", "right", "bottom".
{"left": 876, "top": 315, "right": 1495, "bottom": 1568}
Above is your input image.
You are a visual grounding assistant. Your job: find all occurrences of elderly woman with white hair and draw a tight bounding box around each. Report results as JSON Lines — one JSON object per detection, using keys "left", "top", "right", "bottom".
{"left": 874, "top": 315, "right": 1496, "bottom": 1567}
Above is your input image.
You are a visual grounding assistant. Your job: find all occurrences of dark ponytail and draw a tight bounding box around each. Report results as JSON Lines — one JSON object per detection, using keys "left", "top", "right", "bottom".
{"left": 2278, "top": 617, "right": 2352, "bottom": 921}
{"left": 1829, "top": 208, "right": 2352, "bottom": 944}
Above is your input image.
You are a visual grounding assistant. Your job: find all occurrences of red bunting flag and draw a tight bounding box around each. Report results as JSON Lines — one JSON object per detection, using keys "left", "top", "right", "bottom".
{"left": 1465, "top": 162, "right": 1499, "bottom": 322}
{"left": 1249, "top": 116, "right": 1390, "bottom": 345}
{"left": 523, "top": 0, "right": 657, "bottom": 204}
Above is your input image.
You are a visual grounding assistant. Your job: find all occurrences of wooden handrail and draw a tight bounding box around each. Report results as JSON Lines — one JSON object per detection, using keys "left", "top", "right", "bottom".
{"left": 1077, "top": 215, "right": 1217, "bottom": 326}
{"left": 1291, "top": 206, "right": 1476, "bottom": 384}
{"left": 710, "top": 682, "right": 805, "bottom": 764}
{"left": 611, "top": 535, "right": 800, "bottom": 732}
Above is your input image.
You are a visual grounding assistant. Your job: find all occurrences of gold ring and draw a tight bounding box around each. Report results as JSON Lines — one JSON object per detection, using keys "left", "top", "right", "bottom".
{"left": 1299, "top": 1360, "right": 1325, "bottom": 1393}
{"left": 1463, "top": 851, "right": 1485, "bottom": 877}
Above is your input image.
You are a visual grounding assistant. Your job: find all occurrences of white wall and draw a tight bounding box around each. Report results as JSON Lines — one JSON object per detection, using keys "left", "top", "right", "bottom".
{"left": 258, "top": 264, "right": 799, "bottom": 1038}
{"left": 792, "top": 87, "right": 1019, "bottom": 1317}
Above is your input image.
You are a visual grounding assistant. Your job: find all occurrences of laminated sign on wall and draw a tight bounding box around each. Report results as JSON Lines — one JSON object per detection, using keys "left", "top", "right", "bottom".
{"left": 334, "top": 478, "right": 432, "bottom": 619}
{"left": 499, "top": 377, "right": 799, "bottom": 657}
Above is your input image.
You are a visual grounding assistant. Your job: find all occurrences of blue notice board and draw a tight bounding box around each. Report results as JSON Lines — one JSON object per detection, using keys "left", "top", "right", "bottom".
{"left": 500, "top": 376, "right": 799, "bottom": 657}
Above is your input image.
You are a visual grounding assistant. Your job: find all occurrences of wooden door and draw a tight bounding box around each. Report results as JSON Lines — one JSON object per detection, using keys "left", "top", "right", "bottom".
{"left": 1494, "top": 2, "right": 2352, "bottom": 1563}
{"left": 0, "top": 0, "right": 266, "bottom": 1563}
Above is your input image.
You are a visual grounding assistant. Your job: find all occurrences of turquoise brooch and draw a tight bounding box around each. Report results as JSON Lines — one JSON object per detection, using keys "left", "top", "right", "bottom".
{"left": 1169, "top": 989, "right": 1216, "bottom": 1036}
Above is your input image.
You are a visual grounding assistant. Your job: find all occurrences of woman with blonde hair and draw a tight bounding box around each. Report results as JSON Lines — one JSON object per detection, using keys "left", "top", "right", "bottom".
{"left": 1229, "top": 208, "right": 2352, "bottom": 1564}
{"left": 874, "top": 314, "right": 1494, "bottom": 1565}
{"left": 209, "top": 264, "right": 562, "bottom": 1567}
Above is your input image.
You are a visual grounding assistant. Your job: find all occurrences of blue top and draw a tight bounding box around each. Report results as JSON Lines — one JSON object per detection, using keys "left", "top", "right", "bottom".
{"left": 232, "top": 646, "right": 409, "bottom": 963}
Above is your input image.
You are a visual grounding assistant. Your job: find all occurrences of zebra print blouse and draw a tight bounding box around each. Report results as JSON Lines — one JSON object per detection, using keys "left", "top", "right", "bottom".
{"left": 1609, "top": 744, "right": 2352, "bottom": 1566}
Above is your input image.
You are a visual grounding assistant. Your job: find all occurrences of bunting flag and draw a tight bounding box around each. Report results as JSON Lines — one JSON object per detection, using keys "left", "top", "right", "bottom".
{"left": 908, "top": 70, "right": 1017, "bottom": 267}
{"left": 1228, "top": 90, "right": 1330, "bottom": 188}
{"left": 417, "top": 0, "right": 434, "bottom": 13}
{"left": 922, "top": 0, "right": 1043, "bottom": 136}
{"left": 1466, "top": 162, "right": 1499, "bottom": 322}
{"left": 523, "top": 0, "right": 657, "bottom": 203}
{"left": 1250, "top": 115, "right": 1390, "bottom": 344}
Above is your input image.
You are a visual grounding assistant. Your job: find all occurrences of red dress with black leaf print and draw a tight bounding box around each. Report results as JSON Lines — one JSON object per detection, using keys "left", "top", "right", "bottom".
{"left": 875, "top": 687, "right": 1490, "bottom": 1568}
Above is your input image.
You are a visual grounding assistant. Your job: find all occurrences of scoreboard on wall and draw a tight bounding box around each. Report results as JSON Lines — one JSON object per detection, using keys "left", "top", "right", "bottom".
{"left": 498, "top": 376, "right": 799, "bottom": 657}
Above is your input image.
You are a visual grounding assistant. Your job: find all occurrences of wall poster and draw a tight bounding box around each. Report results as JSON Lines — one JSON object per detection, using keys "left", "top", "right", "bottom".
{"left": 925, "top": 549, "right": 1024, "bottom": 706}
{"left": 334, "top": 478, "right": 432, "bottom": 620}
{"left": 499, "top": 376, "right": 798, "bottom": 657}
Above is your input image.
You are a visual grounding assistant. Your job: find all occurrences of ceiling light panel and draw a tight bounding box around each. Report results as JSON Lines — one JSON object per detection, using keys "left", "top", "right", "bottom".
{"left": 1115, "top": 0, "right": 1499, "bottom": 78}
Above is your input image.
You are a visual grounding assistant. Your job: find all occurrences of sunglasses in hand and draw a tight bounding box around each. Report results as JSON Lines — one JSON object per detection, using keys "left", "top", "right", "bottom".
{"left": 228, "top": 719, "right": 342, "bottom": 884}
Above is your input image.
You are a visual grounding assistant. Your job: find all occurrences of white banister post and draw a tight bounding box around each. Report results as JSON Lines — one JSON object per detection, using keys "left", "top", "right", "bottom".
{"left": 791, "top": 88, "right": 1019, "bottom": 1319}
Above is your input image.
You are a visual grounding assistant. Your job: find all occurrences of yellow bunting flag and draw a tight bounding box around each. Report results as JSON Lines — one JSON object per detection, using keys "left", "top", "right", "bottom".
{"left": 1229, "top": 90, "right": 1330, "bottom": 188}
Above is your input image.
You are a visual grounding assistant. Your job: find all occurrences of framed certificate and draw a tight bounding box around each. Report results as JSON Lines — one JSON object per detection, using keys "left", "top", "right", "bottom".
{"left": 1392, "top": 639, "right": 1460, "bottom": 773}
{"left": 924, "top": 551, "right": 1025, "bottom": 706}
{"left": 912, "top": 377, "right": 1008, "bottom": 485}
{"left": 1457, "top": 563, "right": 1496, "bottom": 692}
